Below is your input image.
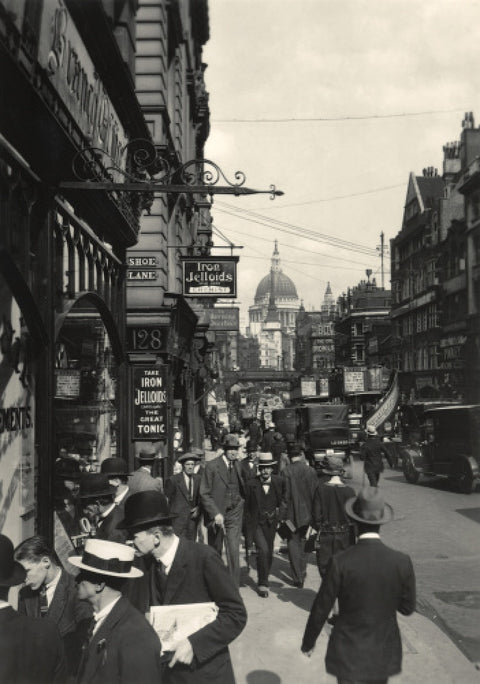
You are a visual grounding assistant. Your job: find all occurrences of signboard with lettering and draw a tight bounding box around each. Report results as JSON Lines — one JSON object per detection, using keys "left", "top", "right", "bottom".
{"left": 301, "top": 378, "right": 317, "bottom": 397}
{"left": 343, "top": 367, "right": 367, "bottom": 394}
{"left": 208, "top": 307, "right": 240, "bottom": 331}
{"left": 127, "top": 327, "right": 168, "bottom": 353}
{"left": 181, "top": 257, "right": 238, "bottom": 298}
{"left": 55, "top": 369, "right": 81, "bottom": 399}
{"left": 132, "top": 367, "right": 168, "bottom": 440}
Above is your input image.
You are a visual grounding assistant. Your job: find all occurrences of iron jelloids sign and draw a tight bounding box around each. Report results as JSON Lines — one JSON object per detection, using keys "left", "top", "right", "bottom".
{"left": 181, "top": 257, "right": 238, "bottom": 298}
{"left": 132, "top": 367, "right": 167, "bottom": 440}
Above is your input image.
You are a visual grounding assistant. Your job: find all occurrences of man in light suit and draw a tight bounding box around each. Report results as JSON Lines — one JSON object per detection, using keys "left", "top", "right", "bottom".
{"left": 72, "top": 538, "right": 162, "bottom": 684}
{"left": 15, "top": 535, "right": 92, "bottom": 677}
{"left": 164, "top": 451, "right": 202, "bottom": 541}
{"left": 301, "top": 487, "right": 416, "bottom": 684}
{"left": 118, "top": 490, "right": 247, "bottom": 684}
{"left": 200, "top": 433, "right": 246, "bottom": 585}
{"left": 0, "top": 534, "right": 66, "bottom": 684}
{"left": 128, "top": 447, "right": 164, "bottom": 496}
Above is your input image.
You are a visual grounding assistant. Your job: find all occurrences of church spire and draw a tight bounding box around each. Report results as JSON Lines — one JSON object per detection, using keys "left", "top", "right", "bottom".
{"left": 271, "top": 240, "right": 281, "bottom": 273}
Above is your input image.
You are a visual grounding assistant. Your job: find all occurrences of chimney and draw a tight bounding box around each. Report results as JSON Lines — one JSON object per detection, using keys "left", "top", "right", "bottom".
{"left": 442, "top": 140, "right": 461, "bottom": 179}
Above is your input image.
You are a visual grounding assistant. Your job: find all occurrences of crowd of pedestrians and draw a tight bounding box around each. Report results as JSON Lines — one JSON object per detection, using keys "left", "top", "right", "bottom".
{"left": 0, "top": 415, "right": 416, "bottom": 684}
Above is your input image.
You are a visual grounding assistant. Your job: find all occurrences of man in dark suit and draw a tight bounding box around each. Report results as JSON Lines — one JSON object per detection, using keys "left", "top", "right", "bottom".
{"left": 128, "top": 446, "right": 164, "bottom": 496}
{"left": 164, "top": 451, "right": 202, "bottom": 541}
{"left": 361, "top": 425, "right": 393, "bottom": 486}
{"left": 101, "top": 457, "right": 130, "bottom": 512}
{"left": 281, "top": 441, "right": 318, "bottom": 588}
{"left": 244, "top": 452, "right": 284, "bottom": 597}
{"left": 301, "top": 487, "right": 416, "bottom": 683}
{"left": 0, "top": 534, "right": 66, "bottom": 684}
{"left": 78, "top": 473, "right": 128, "bottom": 543}
{"left": 15, "top": 535, "right": 92, "bottom": 677}
{"left": 71, "top": 538, "right": 162, "bottom": 684}
{"left": 118, "top": 490, "right": 247, "bottom": 684}
{"left": 239, "top": 444, "right": 259, "bottom": 482}
{"left": 200, "top": 433, "right": 246, "bottom": 585}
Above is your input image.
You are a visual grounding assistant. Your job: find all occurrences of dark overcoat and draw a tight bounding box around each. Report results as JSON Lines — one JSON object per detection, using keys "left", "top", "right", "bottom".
{"left": 0, "top": 606, "right": 66, "bottom": 684}
{"left": 95, "top": 505, "right": 129, "bottom": 543}
{"left": 18, "top": 568, "right": 92, "bottom": 675}
{"left": 164, "top": 471, "right": 201, "bottom": 538}
{"left": 77, "top": 596, "right": 162, "bottom": 684}
{"left": 127, "top": 537, "right": 247, "bottom": 684}
{"left": 281, "top": 460, "right": 318, "bottom": 530}
{"left": 302, "top": 538, "right": 416, "bottom": 680}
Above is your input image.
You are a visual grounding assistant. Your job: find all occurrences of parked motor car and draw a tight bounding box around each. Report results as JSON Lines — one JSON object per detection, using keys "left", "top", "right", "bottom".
{"left": 402, "top": 405, "right": 480, "bottom": 493}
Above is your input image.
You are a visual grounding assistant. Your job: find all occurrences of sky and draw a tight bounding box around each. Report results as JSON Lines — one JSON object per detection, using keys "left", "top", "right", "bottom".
{"left": 202, "top": 0, "right": 480, "bottom": 331}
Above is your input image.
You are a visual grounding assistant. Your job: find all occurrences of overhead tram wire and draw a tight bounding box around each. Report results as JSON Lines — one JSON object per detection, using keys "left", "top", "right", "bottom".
{"left": 212, "top": 107, "right": 464, "bottom": 123}
{"left": 214, "top": 204, "right": 377, "bottom": 257}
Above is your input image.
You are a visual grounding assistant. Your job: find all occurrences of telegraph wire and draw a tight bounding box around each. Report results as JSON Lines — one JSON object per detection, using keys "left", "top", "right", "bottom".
{"left": 212, "top": 108, "right": 464, "bottom": 123}
{"left": 254, "top": 183, "right": 406, "bottom": 210}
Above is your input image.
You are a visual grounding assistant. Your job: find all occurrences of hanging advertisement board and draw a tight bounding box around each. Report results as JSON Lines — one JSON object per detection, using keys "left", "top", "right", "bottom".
{"left": 208, "top": 307, "right": 240, "bottom": 331}
{"left": 181, "top": 257, "right": 238, "bottom": 298}
{"left": 132, "top": 366, "right": 168, "bottom": 440}
{"left": 343, "top": 367, "right": 367, "bottom": 394}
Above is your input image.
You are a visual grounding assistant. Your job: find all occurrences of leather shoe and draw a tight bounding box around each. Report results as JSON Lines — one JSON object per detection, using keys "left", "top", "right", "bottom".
{"left": 293, "top": 581, "right": 304, "bottom": 589}
{"left": 258, "top": 586, "right": 269, "bottom": 598}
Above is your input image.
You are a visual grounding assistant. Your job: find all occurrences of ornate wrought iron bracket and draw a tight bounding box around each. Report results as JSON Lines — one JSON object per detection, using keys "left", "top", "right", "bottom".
{"left": 59, "top": 139, "right": 284, "bottom": 199}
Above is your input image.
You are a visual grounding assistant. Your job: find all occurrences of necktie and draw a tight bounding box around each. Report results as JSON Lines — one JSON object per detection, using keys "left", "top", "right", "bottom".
{"left": 39, "top": 585, "right": 48, "bottom": 617}
{"left": 156, "top": 561, "right": 168, "bottom": 602}
{"left": 188, "top": 474, "right": 193, "bottom": 499}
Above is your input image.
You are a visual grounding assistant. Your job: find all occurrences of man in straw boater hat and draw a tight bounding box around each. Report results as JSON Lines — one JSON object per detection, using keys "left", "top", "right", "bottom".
{"left": 302, "top": 487, "right": 416, "bottom": 684}
{"left": 244, "top": 452, "right": 284, "bottom": 598}
{"left": 0, "top": 533, "right": 66, "bottom": 683}
{"left": 361, "top": 424, "right": 394, "bottom": 486}
{"left": 71, "top": 538, "right": 162, "bottom": 684}
{"left": 164, "top": 451, "right": 202, "bottom": 541}
{"left": 117, "top": 490, "right": 247, "bottom": 684}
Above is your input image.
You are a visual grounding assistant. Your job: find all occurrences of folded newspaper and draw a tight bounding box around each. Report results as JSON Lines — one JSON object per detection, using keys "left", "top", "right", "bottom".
{"left": 148, "top": 603, "right": 218, "bottom": 655}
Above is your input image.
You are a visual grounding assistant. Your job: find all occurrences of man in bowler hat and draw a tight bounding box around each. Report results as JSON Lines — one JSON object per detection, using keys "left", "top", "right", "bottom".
{"left": 0, "top": 533, "right": 66, "bottom": 683}
{"left": 101, "top": 457, "right": 130, "bottom": 511}
{"left": 200, "top": 433, "right": 247, "bottom": 585}
{"left": 78, "top": 473, "right": 128, "bottom": 543}
{"left": 72, "top": 538, "right": 162, "bottom": 684}
{"left": 118, "top": 490, "right": 247, "bottom": 684}
{"left": 164, "top": 451, "right": 202, "bottom": 541}
{"left": 244, "top": 452, "right": 284, "bottom": 597}
{"left": 128, "top": 446, "right": 164, "bottom": 496}
{"left": 302, "top": 487, "right": 416, "bottom": 683}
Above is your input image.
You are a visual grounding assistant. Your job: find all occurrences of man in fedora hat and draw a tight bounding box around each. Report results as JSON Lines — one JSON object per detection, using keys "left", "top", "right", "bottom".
{"left": 361, "top": 424, "right": 393, "bottom": 486}
{"left": 281, "top": 441, "right": 318, "bottom": 588}
{"left": 78, "top": 473, "right": 128, "bottom": 543}
{"left": 15, "top": 535, "right": 92, "bottom": 677}
{"left": 72, "top": 538, "right": 162, "bottom": 684}
{"left": 200, "top": 432, "right": 247, "bottom": 585}
{"left": 101, "top": 457, "right": 130, "bottom": 511}
{"left": 244, "top": 452, "right": 284, "bottom": 597}
{"left": 302, "top": 487, "right": 416, "bottom": 683}
{"left": 0, "top": 533, "right": 66, "bottom": 683}
{"left": 118, "top": 491, "right": 247, "bottom": 684}
{"left": 164, "top": 452, "right": 202, "bottom": 541}
{"left": 128, "top": 446, "right": 164, "bottom": 496}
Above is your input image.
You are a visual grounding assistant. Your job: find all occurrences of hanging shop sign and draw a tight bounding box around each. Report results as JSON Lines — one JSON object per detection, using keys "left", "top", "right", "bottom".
{"left": 208, "top": 307, "right": 240, "bottom": 331}
{"left": 132, "top": 366, "right": 168, "bottom": 440}
{"left": 181, "top": 257, "right": 238, "bottom": 298}
{"left": 343, "top": 367, "right": 367, "bottom": 394}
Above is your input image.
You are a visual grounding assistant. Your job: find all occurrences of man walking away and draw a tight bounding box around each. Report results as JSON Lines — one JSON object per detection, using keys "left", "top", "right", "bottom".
{"left": 302, "top": 487, "right": 416, "bottom": 684}
{"left": 361, "top": 425, "right": 393, "bottom": 486}
{"left": 128, "top": 447, "right": 164, "bottom": 495}
{"left": 0, "top": 534, "right": 66, "bottom": 684}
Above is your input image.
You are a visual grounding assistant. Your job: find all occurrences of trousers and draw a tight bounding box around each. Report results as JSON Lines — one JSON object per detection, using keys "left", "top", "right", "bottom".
{"left": 208, "top": 499, "right": 244, "bottom": 586}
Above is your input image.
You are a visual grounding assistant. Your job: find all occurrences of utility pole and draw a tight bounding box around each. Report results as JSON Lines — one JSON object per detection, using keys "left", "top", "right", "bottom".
{"left": 377, "top": 231, "right": 386, "bottom": 288}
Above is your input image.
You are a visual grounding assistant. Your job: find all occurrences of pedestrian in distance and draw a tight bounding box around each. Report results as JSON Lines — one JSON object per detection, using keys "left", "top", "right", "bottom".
{"left": 312, "top": 452, "right": 332, "bottom": 485}
{"left": 128, "top": 446, "right": 164, "bottom": 496}
{"left": 244, "top": 452, "right": 284, "bottom": 598}
{"left": 302, "top": 486, "right": 416, "bottom": 684}
{"left": 78, "top": 473, "right": 129, "bottom": 543}
{"left": 117, "top": 490, "right": 247, "bottom": 684}
{"left": 72, "top": 538, "right": 162, "bottom": 684}
{"left": 361, "top": 424, "right": 394, "bottom": 486}
{"left": 246, "top": 418, "right": 262, "bottom": 452}
{"left": 260, "top": 422, "right": 276, "bottom": 453}
{"left": 200, "top": 432, "right": 246, "bottom": 586}
{"left": 100, "top": 457, "right": 130, "bottom": 512}
{"left": 311, "top": 456, "right": 356, "bottom": 582}
{"left": 14, "top": 535, "right": 93, "bottom": 677}
{"left": 280, "top": 441, "right": 318, "bottom": 588}
{"left": 164, "top": 451, "right": 202, "bottom": 541}
{"left": 0, "top": 534, "right": 67, "bottom": 684}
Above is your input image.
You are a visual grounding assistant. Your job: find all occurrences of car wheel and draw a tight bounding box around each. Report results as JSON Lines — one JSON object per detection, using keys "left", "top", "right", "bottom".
{"left": 457, "top": 459, "right": 476, "bottom": 494}
{"left": 403, "top": 451, "right": 420, "bottom": 484}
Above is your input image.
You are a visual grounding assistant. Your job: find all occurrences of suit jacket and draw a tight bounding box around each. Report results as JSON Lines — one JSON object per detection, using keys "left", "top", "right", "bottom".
{"left": 302, "top": 538, "right": 416, "bottom": 679}
{"left": 239, "top": 457, "right": 258, "bottom": 483}
{"left": 19, "top": 568, "right": 92, "bottom": 675}
{"left": 127, "top": 538, "right": 247, "bottom": 684}
{"left": 96, "top": 504, "right": 129, "bottom": 543}
{"left": 127, "top": 468, "right": 163, "bottom": 496}
{"left": 77, "top": 597, "right": 162, "bottom": 684}
{"left": 281, "top": 460, "right": 318, "bottom": 530}
{"left": 245, "top": 475, "right": 284, "bottom": 538}
{"left": 164, "top": 471, "right": 201, "bottom": 537}
{"left": 200, "top": 455, "right": 246, "bottom": 523}
{"left": 361, "top": 436, "right": 389, "bottom": 472}
{"left": 0, "top": 606, "right": 66, "bottom": 684}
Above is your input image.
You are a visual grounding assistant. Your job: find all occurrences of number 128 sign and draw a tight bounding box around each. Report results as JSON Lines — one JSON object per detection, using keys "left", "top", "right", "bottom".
{"left": 132, "top": 366, "right": 168, "bottom": 440}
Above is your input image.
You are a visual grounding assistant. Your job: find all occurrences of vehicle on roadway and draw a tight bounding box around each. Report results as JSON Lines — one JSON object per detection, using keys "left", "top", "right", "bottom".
{"left": 402, "top": 404, "right": 480, "bottom": 493}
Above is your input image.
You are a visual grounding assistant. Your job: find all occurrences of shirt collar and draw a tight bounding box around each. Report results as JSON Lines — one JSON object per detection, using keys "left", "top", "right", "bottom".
{"left": 93, "top": 595, "right": 122, "bottom": 624}
{"left": 115, "top": 487, "right": 129, "bottom": 505}
{"left": 100, "top": 503, "right": 116, "bottom": 520}
{"left": 358, "top": 532, "right": 381, "bottom": 540}
{"left": 158, "top": 534, "right": 180, "bottom": 572}
{"left": 45, "top": 567, "right": 62, "bottom": 591}
{"left": 223, "top": 455, "right": 236, "bottom": 468}
{"left": 0, "top": 600, "right": 10, "bottom": 610}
